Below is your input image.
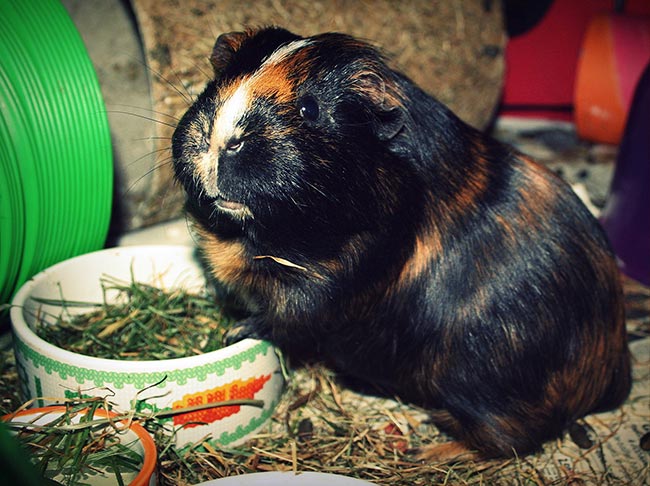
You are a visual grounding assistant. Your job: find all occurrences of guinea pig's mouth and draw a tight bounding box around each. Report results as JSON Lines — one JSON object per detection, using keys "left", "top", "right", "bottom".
{"left": 214, "top": 197, "right": 253, "bottom": 219}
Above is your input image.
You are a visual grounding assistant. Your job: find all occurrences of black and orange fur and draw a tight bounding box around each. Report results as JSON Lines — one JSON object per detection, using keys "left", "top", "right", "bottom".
{"left": 172, "top": 27, "right": 631, "bottom": 460}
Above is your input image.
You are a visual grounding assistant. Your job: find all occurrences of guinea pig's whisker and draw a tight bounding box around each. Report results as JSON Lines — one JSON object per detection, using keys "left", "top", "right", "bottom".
{"left": 208, "top": 205, "right": 220, "bottom": 222}
{"left": 104, "top": 110, "right": 178, "bottom": 130}
{"left": 195, "top": 184, "right": 211, "bottom": 204}
{"left": 123, "top": 146, "right": 172, "bottom": 171}
{"left": 123, "top": 156, "right": 173, "bottom": 196}
{"left": 184, "top": 214, "right": 202, "bottom": 246}
{"left": 145, "top": 64, "right": 195, "bottom": 106}
{"left": 131, "top": 136, "right": 172, "bottom": 143}
{"left": 178, "top": 56, "right": 213, "bottom": 84}
{"left": 107, "top": 103, "right": 181, "bottom": 122}
{"left": 125, "top": 52, "right": 197, "bottom": 106}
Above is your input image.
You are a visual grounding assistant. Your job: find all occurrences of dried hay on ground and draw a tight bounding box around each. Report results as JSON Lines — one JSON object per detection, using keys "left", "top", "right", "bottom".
{"left": 2, "top": 276, "right": 648, "bottom": 485}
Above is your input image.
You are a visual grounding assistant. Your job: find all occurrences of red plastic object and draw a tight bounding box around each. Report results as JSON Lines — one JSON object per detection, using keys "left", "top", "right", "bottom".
{"left": 501, "top": 0, "right": 650, "bottom": 122}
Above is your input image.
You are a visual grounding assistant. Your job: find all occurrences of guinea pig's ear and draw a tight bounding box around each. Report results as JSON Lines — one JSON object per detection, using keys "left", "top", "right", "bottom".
{"left": 210, "top": 31, "right": 249, "bottom": 75}
{"left": 351, "top": 71, "right": 405, "bottom": 141}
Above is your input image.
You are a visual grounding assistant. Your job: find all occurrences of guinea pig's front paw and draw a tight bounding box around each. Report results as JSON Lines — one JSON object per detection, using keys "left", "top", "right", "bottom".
{"left": 223, "top": 317, "right": 269, "bottom": 346}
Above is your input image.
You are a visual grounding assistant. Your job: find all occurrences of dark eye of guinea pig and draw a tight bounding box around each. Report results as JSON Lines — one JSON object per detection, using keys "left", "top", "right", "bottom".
{"left": 225, "top": 138, "right": 243, "bottom": 153}
{"left": 298, "top": 95, "right": 319, "bottom": 121}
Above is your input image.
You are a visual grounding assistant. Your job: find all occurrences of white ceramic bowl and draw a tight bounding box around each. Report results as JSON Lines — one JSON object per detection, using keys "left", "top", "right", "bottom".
{"left": 195, "top": 472, "right": 375, "bottom": 485}
{"left": 10, "top": 245, "right": 284, "bottom": 448}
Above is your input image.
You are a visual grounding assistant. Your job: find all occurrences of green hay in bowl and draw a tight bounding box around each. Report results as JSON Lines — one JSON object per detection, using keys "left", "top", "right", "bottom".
{"left": 32, "top": 274, "right": 235, "bottom": 360}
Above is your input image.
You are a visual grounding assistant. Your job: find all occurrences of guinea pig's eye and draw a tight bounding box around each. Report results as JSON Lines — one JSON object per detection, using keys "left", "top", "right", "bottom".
{"left": 225, "top": 138, "right": 243, "bottom": 153}
{"left": 298, "top": 95, "right": 320, "bottom": 122}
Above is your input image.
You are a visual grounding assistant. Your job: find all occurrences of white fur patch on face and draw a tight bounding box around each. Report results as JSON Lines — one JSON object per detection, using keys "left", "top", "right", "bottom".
{"left": 199, "top": 82, "right": 249, "bottom": 196}
{"left": 197, "top": 150, "right": 219, "bottom": 197}
{"left": 213, "top": 84, "right": 248, "bottom": 151}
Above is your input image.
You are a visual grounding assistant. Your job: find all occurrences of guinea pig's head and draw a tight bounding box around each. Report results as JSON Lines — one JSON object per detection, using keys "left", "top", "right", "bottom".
{"left": 172, "top": 27, "right": 408, "bottom": 237}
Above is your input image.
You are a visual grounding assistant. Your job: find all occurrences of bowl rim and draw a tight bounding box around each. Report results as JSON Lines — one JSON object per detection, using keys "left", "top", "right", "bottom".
{"left": 9, "top": 244, "right": 262, "bottom": 371}
{"left": 2, "top": 405, "right": 156, "bottom": 486}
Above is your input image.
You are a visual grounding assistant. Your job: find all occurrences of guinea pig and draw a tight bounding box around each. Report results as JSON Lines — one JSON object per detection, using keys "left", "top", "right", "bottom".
{"left": 171, "top": 26, "right": 631, "bottom": 461}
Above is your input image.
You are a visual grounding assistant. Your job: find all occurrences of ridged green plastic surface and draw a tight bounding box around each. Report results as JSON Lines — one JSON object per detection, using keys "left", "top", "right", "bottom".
{"left": 0, "top": 0, "right": 113, "bottom": 304}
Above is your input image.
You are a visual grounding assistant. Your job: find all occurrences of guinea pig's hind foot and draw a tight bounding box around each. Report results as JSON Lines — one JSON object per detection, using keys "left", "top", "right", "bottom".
{"left": 414, "top": 441, "right": 480, "bottom": 464}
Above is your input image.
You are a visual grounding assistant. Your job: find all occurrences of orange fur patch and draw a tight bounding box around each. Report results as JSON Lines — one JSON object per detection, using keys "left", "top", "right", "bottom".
{"left": 249, "top": 46, "right": 311, "bottom": 105}
{"left": 416, "top": 440, "right": 480, "bottom": 463}
{"left": 195, "top": 224, "right": 250, "bottom": 287}
{"left": 397, "top": 204, "right": 443, "bottom": 287}
{"left": 249, "top": 62, "right": 297, "bottom": 104}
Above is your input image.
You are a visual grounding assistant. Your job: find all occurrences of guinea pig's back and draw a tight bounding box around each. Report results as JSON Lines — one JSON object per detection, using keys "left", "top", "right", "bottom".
{"left": 386, "top": 148, "right": 631, "bottom": 456}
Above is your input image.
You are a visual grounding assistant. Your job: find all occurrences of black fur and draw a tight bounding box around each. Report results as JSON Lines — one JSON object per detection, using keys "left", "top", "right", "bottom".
{"left": 172, "top": 27, "right": 631, "bottom": 458}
